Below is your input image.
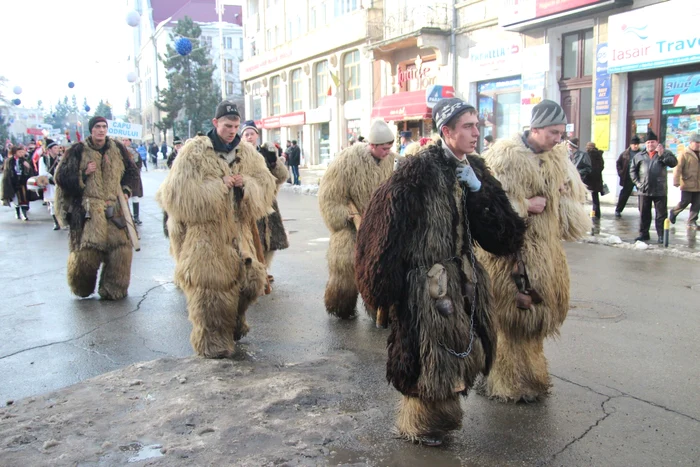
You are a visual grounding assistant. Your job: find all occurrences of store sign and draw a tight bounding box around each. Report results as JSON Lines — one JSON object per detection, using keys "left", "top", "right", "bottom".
{"left": 608, "top": 0, "right": 700, "bottom": 73}
{"left": 26, "top": 128, "right": 44, "bottom": 136}
{"left": 261, "top": 111, "right": 305, "bottom": 129}
{"left": 468, "top": 41, "right": 523, "bottom": 81}
{"left": 426, "top": 85, "right": 455, "bottom": 109}
{"left": 499, "top": 0, "right": 608, "bottom": 28}
{"left": 305, "top": 107, "right": 331, "bottom": 124}
{"left": 397, "top": 59, "right": 437, "bottom": 91}
{"left": 106, "top": 120, "right": 143, "bottom": 139}
{"left": 595, "top": 43, "right": 611, "bottom": 115}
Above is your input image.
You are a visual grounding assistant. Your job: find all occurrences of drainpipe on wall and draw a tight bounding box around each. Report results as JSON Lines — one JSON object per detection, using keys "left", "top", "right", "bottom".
{"left": 451, "top": 0, "right": 457, "bottom": 88}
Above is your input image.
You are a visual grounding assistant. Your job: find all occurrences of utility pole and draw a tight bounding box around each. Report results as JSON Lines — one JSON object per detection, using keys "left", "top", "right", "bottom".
{"left": 216, "top": 0, "right": 226, "bottom": 99}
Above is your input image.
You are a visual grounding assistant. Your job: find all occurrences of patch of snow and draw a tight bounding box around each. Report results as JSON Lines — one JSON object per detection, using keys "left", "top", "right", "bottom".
{"left": 280, "top": 184, "right": 319, "bottom": 196}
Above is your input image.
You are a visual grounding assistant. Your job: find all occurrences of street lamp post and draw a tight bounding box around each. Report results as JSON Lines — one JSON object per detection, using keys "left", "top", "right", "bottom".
{"left": 216, "top": 0, "right": 226, "bottom": 99}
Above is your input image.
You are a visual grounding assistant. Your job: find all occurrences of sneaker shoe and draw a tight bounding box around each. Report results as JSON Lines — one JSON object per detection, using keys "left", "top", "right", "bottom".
{"left": 669, "top": 209, "right": 677, "bottom": 224}
{"left": 657, "top": 237, "right": 664, "bottom": 244}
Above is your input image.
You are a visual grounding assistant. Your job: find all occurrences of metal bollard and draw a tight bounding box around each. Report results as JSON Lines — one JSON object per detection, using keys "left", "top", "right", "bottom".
{"left": 663, "top": 218, "right": 670, "bottom": 247}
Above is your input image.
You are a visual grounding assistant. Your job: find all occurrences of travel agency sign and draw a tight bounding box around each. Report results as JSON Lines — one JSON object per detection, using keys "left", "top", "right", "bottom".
{"left": 608, "top": 0, "right": 700, "bottom": 73}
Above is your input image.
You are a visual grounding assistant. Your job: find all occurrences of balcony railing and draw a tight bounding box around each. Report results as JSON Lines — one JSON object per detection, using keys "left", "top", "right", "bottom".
{"left": 369, "top": 4, "right": 451, "bottom": 43}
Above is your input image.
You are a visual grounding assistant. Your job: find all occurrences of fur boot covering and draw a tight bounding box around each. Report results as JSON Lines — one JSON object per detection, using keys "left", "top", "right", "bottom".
{"left": 155, "top": 136, "right": 276, "bottom": 358}
{"left": 477, "top": 134, "right": 590, "bottom": 402}
{"left": 54, "top": 137, "right": 140, "bottom": 300}
{"left": 355, "top": 142, "right": 526, "bottom": 442}
{"left": 256, "top": 144, "right": 289, "bottom": 261}
{"left": 318, "top": 143, "right": 398, "bottom": 319}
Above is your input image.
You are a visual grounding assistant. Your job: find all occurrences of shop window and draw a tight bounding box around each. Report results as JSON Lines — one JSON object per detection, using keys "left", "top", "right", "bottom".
{"left": 252, "top": 82, "right": 262, "bottom": 120}
{"left": 346, "top": 118, "right": 361, "bottom": 145}
{"left": 661, "top": 71, "right": 700, "bottom": 153}
{"left": 315, "top": 60, "right": 329, "bottom": 107}
{"left": 562, "top": 29, "right": 594, "bottom": 81}
{"left": 291, "top": 68, "right": 303, "bottom": 111}
{"left": 271, "top": 75, "right": 280, "bottom": 115}
{"left": 477, "top": 78, "right": 522, "bottom": 150}
{"left": 343, "top": 50, "right": 361, "bottom": 102}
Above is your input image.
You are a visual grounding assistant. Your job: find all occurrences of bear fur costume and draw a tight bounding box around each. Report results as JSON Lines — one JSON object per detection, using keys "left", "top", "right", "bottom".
{"left": 256, "top": 143, "right": 289, "bottom": 268}
{"left": 54, "top": 136, "right": 140, "bottom": 300}
{"left": 477, "top": 134, "right": 590, "bottom": 402}
{"left": 318, "top": 142, "right": 399, "bottom": 319}
{"left": 355, "top": 141, "right": 526, "bottom": 444}
{"left": 156, "top": 137, "right": 276, "bottom": 358}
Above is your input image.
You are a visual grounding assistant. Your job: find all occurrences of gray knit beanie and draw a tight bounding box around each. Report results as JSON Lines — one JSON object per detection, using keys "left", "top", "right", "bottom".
{"left": 368, "top": 119, "right": 394, "bottom": 145}
{"left": 530, "top": 99, "right": 567, "bottom": 129}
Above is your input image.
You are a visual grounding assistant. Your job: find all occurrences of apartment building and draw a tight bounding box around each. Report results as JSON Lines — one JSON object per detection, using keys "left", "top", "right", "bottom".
{"left": 127, "top": 0, "right": 244, "bottom": 142}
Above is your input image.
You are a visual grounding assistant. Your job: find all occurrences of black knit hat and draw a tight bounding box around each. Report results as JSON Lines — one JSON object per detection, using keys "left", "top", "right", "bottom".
{"left": 645, "top": 128, "right": 658, "bottom": 142}
{"left": 45, "top": 138, "right": 58, "bottom": 149}
{"left": 215, "top": 101, "right": 240, "bottom": 120}
{"left": 240, "top": 120, "right": 258, "bottom": 134}
{"left": 89, "top": 116, "right": 108, "bottom": 132}
{"left": 630, "top": 135, "right": 641, "bottom": 144}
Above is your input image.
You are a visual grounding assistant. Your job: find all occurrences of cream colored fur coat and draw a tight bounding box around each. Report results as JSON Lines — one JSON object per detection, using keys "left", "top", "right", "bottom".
{"left": 156, "top": 137, "right": 275, "bottom": 293}
{"left": 478, "top": 134, "right": 590, "bottom": 340}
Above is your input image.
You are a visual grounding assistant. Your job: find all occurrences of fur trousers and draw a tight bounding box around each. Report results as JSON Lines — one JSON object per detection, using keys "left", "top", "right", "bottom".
{"left": 484, "top": 330, "right": 551, "bottom": 402}
{"left": 67, "top": 246, "right": 133, "bottom": 300}
{"left": 396, "top": 395, "right": 463, "bottom": 443}
{"left": 324, "top": 229, "right": 358, "bottom": 319}
{"left": 185, "top": 259, "right": 267, "bottom": 359}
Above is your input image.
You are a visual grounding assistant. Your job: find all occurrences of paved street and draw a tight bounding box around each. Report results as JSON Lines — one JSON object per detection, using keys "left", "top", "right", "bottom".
{"left": 0, "top": 169, "right": 698, "bottom": 466}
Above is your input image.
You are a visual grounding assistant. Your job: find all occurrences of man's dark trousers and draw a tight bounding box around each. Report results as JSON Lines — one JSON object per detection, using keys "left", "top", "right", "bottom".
{"left": 638, "top": 195, "right": 667, "bottom": 237}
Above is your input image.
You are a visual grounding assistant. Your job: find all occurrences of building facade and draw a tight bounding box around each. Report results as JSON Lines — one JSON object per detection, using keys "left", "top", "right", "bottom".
{"left": 127, "top": 0, "right": 244, "bottom": 143}
{"left": 241, "top": 0, "right": 693, "bottom": 194}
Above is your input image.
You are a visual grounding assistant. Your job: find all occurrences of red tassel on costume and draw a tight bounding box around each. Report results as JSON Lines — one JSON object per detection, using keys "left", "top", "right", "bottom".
{"left": 76, "top": 131, "right": 82, "bottom": 142}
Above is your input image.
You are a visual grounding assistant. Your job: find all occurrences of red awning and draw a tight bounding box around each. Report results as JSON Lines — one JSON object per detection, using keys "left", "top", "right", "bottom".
{"left": 370, "top": 90, "right": 431, "bottom": 122}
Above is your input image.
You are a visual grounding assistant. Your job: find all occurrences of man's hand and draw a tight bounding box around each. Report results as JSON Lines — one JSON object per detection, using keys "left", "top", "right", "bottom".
{"left": 656, "top": 144, "right": 664, "bottom": 154}
{"left": 85, "top": 161, "right": 97, "bottom": 175}
{"left": 456, "top": 166, "right": 482, "bottom": 192}
{"left": 232, "top": 174, "right": 244, "bottom": 188}
{"left": 222, "top": 175, "right": 236, "bottom": 189}
{"left": 527, "top": 196, "right": 547, "bottom": 214}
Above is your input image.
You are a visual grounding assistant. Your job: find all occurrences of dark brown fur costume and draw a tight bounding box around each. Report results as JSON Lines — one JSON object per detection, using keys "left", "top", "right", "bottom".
{"left": 54, "top": 137, "right": 140, "bottom": 300}
{"left": 355, "top": 142, "right": 526, "bottom": 442}
{"left": 256, "top": 144, "right": 289, "bottom": 266}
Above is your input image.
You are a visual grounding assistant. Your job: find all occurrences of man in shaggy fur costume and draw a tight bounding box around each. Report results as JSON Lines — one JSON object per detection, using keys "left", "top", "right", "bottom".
{"left": 156, "top": 102, "right": 276, "bottom": 359}
{"left": 318, "top": 119, "right": 400, "bottom": 320}
{"left": 355, "top": 98, "right": 526, "bottom": 446}
{"left": 54, "top": 117, "right": 140, "bottom": 300}
{"left": 477, "top": 100, "right": 590, "bottom": 402}
{"left": 241, "top": 120, "right": 290, "bottom": 280}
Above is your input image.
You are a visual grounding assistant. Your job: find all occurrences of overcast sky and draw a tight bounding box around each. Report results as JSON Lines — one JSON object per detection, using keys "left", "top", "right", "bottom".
{"left": 1, "top": 0, "right": 134, "bottom": 114}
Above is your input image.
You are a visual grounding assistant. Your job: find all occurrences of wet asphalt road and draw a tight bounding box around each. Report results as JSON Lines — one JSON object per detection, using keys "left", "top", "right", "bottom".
{"left": 0, "top": 169, "right": 698, "bottom": 466}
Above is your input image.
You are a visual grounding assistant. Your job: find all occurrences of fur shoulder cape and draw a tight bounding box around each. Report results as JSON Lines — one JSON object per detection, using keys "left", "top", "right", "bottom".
{"left": 484, "top": 134, "right": 589, "bottom": 241}
{"left": 318, "top": 143, "right": 397, "bottom": 233}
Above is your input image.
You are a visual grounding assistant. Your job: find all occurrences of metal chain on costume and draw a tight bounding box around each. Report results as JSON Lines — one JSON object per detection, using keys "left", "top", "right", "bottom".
{"left": 438, "top": 192, "right": 478, "bottom": 359}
